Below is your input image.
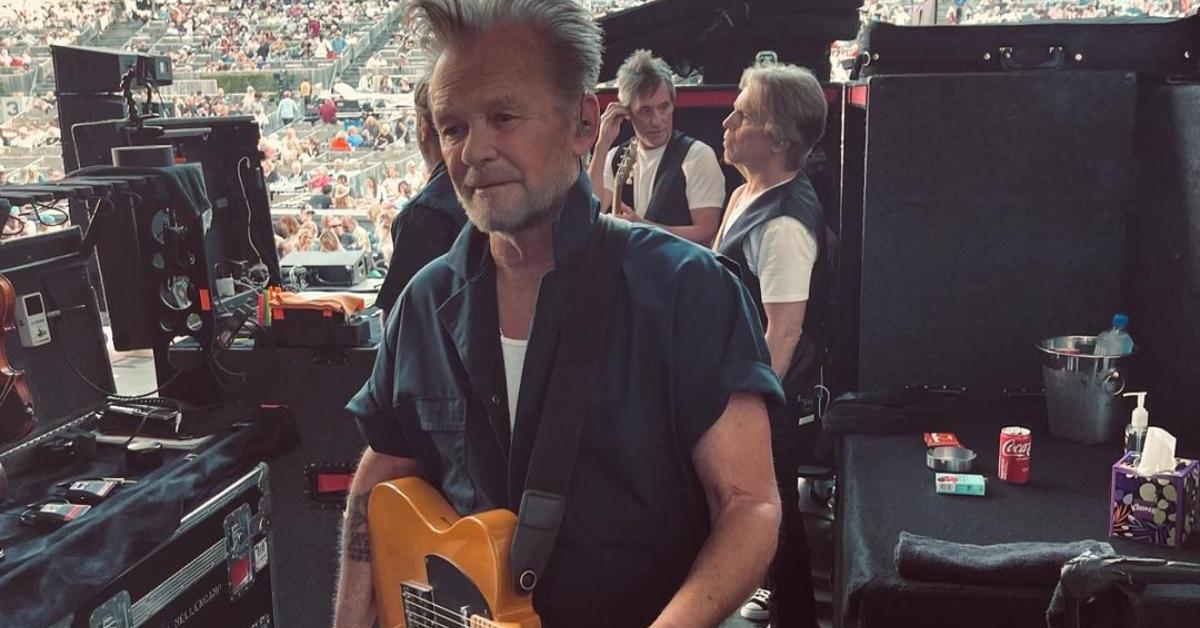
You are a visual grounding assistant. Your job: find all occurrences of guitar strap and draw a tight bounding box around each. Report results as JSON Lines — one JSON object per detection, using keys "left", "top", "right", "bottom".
{"left": 510, "top": 213, "right": 630, "bottom": 594}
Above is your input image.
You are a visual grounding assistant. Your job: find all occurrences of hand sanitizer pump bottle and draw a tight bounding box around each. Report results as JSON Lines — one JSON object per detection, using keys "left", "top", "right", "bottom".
{"left": 1123, "top": 392, "right": 1149, "bottom": 455}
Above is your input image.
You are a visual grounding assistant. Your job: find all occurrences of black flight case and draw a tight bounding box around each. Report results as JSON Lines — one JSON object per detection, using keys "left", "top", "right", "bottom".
{"left": 0, "top": 226, "right": 279, "bottom": 627}
{"left": 860, "top": 15, "right": 1199, "bottom": 79}
{"left": 52, "top": 464, "right": 276, "bottom": 628}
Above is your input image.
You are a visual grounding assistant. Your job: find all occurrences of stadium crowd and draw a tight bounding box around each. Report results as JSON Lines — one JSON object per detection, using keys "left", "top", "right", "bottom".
{"left": 858, "top": 0, "right": 1189, "bottom": 25}
{"left": 138, "top": 0, "right": 395, "bottom": 73}
{"left": 0, "top": 0, "right": 115, "bottom": 51}
{"left": 3, "top": 0, "right": 1197, "bottom": 249}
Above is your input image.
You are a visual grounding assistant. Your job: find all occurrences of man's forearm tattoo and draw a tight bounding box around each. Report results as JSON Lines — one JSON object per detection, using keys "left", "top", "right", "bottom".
{"left": 346, "top": 493, "right": 371, "bottom": 563}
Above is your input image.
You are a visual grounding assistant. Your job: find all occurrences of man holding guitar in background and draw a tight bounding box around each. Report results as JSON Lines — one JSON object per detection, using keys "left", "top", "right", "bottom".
{"left": 588, "top": 50, "right": 726, "bottom": 247}
{"left": 333, "top": 1, "right": 782, "bottom": 628}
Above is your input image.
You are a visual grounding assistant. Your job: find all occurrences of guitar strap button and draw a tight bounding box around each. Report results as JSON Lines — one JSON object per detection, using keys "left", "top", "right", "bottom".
{"left": 518, "top": 569, "right": 537, "bottom": 592}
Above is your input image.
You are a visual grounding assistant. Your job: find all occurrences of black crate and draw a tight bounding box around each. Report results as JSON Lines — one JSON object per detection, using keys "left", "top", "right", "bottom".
{"left": 861, "top": 16, "right": 1199, "bottom": 79}
{"left": 834, "top": 72, "right": 1135, "bottom": 393}
{"left": 60, "top": 464, "right": 276, "bottom": 628}
{"left": 168, "top": 343, "right": 376, "bottom": 628}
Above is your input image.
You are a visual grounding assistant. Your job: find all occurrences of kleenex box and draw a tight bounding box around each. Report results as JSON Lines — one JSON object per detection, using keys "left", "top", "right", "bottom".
{"left": 1109, "top": 452, "right": 1199, "bottom": 548}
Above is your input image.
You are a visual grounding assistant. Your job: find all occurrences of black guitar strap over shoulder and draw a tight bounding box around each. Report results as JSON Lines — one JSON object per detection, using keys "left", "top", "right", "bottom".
{"left": 509, "top": 213, "right": 630, "bottom": 594}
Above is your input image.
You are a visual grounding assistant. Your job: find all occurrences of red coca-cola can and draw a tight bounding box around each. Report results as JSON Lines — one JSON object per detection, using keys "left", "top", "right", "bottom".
{"left": 998, "top": 426, "right": 1032, "bottom": 484}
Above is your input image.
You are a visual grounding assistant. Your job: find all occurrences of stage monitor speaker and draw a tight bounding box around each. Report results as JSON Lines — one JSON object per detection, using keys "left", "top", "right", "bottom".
{"left": 52, "top": 45, "right": 139, "bottom": 94}
{"left": 835, "top": 71, "right": 1135, "bottom": 393}
{"left": 51, "top": 44, "right": 172, "bottom": 94}
{"left": 1125, "top": 84, "right": 1200, "bottom": 449}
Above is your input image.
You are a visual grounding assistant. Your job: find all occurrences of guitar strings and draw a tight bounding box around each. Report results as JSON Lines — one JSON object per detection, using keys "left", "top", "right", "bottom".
{"left": 401, "top": 591, "right": 483, "bottom": 628}
{"left": 402, "top": 590, "right": 475, "bottom": 623}
{"left": 401, "top": 606, "right": 465, "bottom": 628}
{"left": 403, "top": 595, "right": 482, "bottom": 628}
{"left": 401, "top": 593, "right": 503, "bottom": 628}
{"left": 401, "top": 601, "right": 467, "bottom": 628}
{"left": 404, "top": 614, "right": 461, "bottom": 628}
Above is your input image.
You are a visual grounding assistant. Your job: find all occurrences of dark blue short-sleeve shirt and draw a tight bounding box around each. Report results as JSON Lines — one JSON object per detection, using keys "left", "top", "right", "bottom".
{"left": 347, "top": 170, "right": 782, "bottom": 628}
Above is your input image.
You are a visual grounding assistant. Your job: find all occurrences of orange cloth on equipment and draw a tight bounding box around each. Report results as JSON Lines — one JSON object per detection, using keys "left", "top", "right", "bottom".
{"left": 269, "top": 290, "right": 365, "bottom": 316}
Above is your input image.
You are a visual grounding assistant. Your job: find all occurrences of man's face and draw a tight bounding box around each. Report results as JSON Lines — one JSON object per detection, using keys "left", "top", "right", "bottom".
{"left": 722, "top": 84, "right": 774, "bottom": 169}
{"left": 430, "top": 26, "right": 594, "bottom": 234}
{"left": 628, "top": 81, "right": 674, "bottom": 150}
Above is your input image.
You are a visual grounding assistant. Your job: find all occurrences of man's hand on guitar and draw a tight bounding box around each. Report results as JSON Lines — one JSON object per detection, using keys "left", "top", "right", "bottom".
{"left": 614, "top": 202, "right": 643, "bottom": 223}
{"left": 596, "top": 102, "right": 628, "bottom": 151}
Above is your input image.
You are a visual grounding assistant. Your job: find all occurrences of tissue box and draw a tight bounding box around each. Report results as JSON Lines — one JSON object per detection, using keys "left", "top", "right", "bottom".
{"left": 1109, "top": 453, "right": 1200, "bottom": 548}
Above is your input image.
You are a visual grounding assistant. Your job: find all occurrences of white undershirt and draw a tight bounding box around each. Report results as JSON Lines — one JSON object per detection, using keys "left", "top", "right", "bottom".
{"left": 602, "top": 140, "right": 726, "bottom": 216}
{"left": 715, "top": 178, "right": 818, "bottom": 303}
{"left": 499, "top": 334, "right": 528, "bottom": 432}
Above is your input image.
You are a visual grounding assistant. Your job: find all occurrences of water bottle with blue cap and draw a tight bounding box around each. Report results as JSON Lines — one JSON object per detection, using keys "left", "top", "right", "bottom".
{"left": 1094, "top": 313, "right": 1135, "bottom": 357}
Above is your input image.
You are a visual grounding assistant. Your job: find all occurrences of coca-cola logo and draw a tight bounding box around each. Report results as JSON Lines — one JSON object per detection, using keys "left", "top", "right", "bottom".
{"left": 1002, "top": 440, "right": 1031, "bottom": 457}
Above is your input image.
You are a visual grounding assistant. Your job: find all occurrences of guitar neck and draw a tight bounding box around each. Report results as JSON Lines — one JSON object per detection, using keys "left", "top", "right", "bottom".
{"left": 468, "top": 615, "right": 505, "bottom": 628}
{"left": 611, "top": 139, "right": 636, "bottom": 212}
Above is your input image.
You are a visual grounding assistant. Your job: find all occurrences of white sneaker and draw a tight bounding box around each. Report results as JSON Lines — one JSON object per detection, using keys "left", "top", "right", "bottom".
{"left": 739, "top": 587, "right": 771, "bottom": 621}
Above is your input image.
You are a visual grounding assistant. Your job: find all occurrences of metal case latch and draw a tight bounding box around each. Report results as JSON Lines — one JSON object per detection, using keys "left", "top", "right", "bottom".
{"left": 224, "top": 504, "right": 255, "bottom": 600}
{"left": 88, "top": 590, "right": 132, "bottom": 628}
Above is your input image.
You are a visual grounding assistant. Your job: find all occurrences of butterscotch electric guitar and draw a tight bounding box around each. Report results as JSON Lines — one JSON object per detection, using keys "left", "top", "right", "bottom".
{"left": 369, "top": 477, "right": 542, "bottom": 628}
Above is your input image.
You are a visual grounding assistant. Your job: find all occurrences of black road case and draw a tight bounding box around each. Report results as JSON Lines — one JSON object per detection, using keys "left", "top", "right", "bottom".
{"left": 861, "top": 16, "right": 1199, "bottom": 79}
{"left": 833, "top": 71, "right": 1134, "bottom": 393}
{"left": 54, "top": 464, "right": 277, "bottom": 628}
{"left": 168, "top": 342, "right": 376, "bottom": 628}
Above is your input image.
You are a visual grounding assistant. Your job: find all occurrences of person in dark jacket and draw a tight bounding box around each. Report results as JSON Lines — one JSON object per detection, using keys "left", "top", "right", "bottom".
{"left": 373, "top": 75, "right": 468, "bottom": 313}
{"left": 335, "top": 4, "right": 782, "bottom": 627}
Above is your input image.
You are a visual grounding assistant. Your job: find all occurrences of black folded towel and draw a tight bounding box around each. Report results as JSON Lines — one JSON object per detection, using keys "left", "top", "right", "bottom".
{"left": 895, "top": 531, "right": 1115, "bottom": 587}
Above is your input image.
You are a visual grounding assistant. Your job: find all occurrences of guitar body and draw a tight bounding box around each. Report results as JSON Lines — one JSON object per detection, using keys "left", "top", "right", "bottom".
{"left": 369, "top": 477, "right": 542, "bottom": 628}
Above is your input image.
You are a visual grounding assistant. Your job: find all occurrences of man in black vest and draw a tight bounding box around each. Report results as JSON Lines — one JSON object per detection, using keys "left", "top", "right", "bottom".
{"left": 714, "top": 63, "right": 830, "bottom": 628}
{"left": 375, "top": 76, "right": 469, "bottom": 313}
{"left": 588, "top": 49, "right": 725, "bottom": 246}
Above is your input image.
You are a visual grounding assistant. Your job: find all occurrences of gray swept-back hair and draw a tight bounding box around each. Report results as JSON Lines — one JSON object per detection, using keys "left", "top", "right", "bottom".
{"left": 406, "top": 0, "right": 603, "bottom": 107}
{"left": 412, "top": 72, "right": 432, "bottom": 121}
{"left": 616, "top": 49, "right": 675, "bottom": 107}
{"left": 739, "top": 63, "right": 827, "bottom": 169}
{"left": 412, "top": 71, "right": 443, "bottom": 168}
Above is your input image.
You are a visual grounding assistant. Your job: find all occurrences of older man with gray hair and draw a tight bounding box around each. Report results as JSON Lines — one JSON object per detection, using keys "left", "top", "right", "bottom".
{"left": 716, "top": 61, "right": 831, "bottom": 628}
{"left": 334, "top": 1, "right": 783, "bottom": 627}
{"left": 588, "top": 49, "right": 725, "bottom": 246}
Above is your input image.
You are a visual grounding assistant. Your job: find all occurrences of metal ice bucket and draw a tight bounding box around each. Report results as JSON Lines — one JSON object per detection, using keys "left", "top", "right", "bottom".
{"left": 1038, "top": 336, "right": 1131, "bottom": 445}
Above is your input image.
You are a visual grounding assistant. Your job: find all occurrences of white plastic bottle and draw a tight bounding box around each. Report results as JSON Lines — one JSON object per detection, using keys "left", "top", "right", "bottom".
{"left": 1095, "top": 313, "right": 1135, "bottom": 357}
{"left": 1123, "top": 391, "right": 1149, "bottom": 455}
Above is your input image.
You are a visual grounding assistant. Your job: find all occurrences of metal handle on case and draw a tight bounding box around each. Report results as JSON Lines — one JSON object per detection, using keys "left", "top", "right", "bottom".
{"left": 1103, "top": 369, "right": 1125, "bottom": 396}
{"left": 999, "top": 45, "right": 1067, "bottom": 71}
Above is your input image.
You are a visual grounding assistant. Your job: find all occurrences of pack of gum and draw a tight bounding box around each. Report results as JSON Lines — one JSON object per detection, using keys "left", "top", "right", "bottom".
{"left": 935, "top": 472, "right": 987, "bottom": 496}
